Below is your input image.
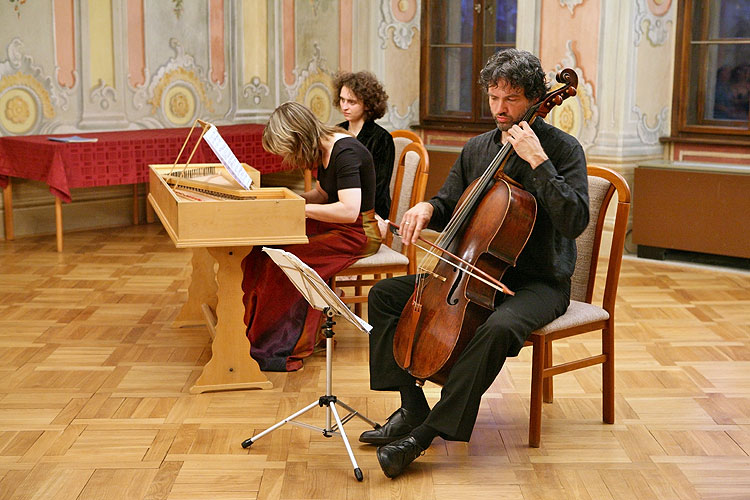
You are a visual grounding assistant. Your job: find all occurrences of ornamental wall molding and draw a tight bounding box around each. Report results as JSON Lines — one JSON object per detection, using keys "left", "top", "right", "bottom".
{"left": 544, "top": 40, "right": 599, "bottom": 150}
{"left": 285, "top": 43, "right": 335, "bottom": 122}
{"left": 386, "top": 100, "right": 418, "bottom": 130}
{"left": 131, "top": 38, "right": 221, "bottom": 126}
{"left": 0, "top": 38, "right": 72, "bottom": 135}
{"left": 242, "top": 76, "right": 270, "bottom": 105}
{"left": 378, "top": 0, "right": 420, "bottom": 50}
{"left": 1, "top": 38, "right": 69, "bottom": 112}
{"left": 634, "top": 0, "right": 672, "bottom": 47}
{"left": 286, "top": 44, "right": 332, "bottom": 101}
{"left": 559, "top": 0, "right": 584, "bottom": 15}
{"left": 90, "top": 79, "right": 117, "bottom": 110}
{"left": 632, "top": 105, "right": 669, "bottom": 144}
{"left": 310, "top": 0, "right": 323, "bottom": 17}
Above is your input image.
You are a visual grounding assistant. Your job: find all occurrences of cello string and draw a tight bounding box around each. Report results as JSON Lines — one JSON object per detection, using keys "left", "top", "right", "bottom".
{"left": 411, "top": 144, "right": 508, "bottom": 301}
{"left": 410, "top": 100, "right": 542, "bottom": 305}
{"left": 428, "top": 100, "right": 541, "bottom": 251}
{"left": 414, "top": 244, "right": 510, "bottom": 295}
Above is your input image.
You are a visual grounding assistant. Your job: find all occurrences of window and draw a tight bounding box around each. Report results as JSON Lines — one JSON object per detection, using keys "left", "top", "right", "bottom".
{"left": 672, "top": 0, "right": 750, "bottom": 137}
{"left": 420, "top": 0, "right": 518, "bottom": 129}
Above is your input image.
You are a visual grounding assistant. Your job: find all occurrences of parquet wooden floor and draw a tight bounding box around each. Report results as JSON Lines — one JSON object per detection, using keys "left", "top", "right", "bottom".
{"left": 0, "top": 224, "right": 748, "bottom": 500}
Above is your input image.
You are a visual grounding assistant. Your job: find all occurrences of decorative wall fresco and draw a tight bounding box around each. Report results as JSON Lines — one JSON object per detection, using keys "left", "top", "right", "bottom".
{"left": 8, "top": 0, "right": 26, "bottom": 18}
{"left": 379, "top": 0, "right": 420, "bottom": 50}
{"left": 0, "top": 38, "right": 68, "bottom": 135}
{"left": 544, "top": 41, "right": 599, "bottom": 151}
{"left": 132, "top": 39, "right": 220, "bottom": 128}
{"left": 0, "top": 1, "right": 419, "bottom": 135}
{"left": 243, "top": 77, "right": 270, "bottom": 106}
{"left": 632, "top": 0, "right": 674, "bottom": 145}
{"left": 634, "top": 0, "right": 673, "bottom": 47}
{"left": 632, "top": 105, "right": 669, "bottom": 144}
{"left": 171, "top": 0, "right": 184, "bottom": 19}
{"left": 286, "top": 44, "right": 335, "bottom": 124}
{"left": 387, "top": 101, "right": 419, "bottom": 130}
{"left": 559, "top": 0, "right": 585, "bottom": 15}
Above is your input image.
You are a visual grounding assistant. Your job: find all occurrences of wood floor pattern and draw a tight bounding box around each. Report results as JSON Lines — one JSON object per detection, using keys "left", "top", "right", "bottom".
{"left": 0, "top": 224, "right": 749, "bottom": 500}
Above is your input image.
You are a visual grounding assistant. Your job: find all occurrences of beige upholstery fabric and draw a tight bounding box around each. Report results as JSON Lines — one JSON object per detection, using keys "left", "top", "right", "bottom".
{"left": 390, "top": 136, "right": 414, "bottom": 197}
{"left": 533, "top": 175, "right": 613, "bottom": 336}
{"left": 390, "top": 150, "right": 420, "bottom": 253}
{"left": 570, "top": 176, "right": 611, "bottom": 302}
{"left": 533, "top": 300, "right": 610, "bottom": 335}
{"left": 347, "top": 244, "right": 410, "bottom": 269}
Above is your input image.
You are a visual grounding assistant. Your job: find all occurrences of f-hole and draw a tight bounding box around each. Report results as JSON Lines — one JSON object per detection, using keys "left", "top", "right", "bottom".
{"left": 446, "top": 268, "right": 462, "bottom": 305}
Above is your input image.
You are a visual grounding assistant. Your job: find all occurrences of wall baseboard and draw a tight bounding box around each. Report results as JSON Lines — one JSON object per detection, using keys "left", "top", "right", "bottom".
{"left": 1, "top": 180, "right": 150, "bottom": 241}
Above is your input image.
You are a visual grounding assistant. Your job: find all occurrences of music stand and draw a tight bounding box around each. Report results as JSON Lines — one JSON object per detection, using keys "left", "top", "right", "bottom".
{"left": 240, "top": 247, "right": 380, "bottom": 482}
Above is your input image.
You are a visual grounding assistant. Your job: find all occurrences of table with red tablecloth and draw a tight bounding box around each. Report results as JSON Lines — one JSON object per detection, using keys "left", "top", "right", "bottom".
{"left": 0, "top": 124, "right": 286, "bottom": 250}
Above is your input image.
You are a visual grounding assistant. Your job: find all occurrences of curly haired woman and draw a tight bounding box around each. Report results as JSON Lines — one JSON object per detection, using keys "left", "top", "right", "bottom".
{"left": 333, "top": 71, "right": 395, "bottom": 227}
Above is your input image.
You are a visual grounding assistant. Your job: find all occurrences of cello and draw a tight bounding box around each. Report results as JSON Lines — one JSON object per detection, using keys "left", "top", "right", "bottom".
{"left": 392, "top": 68, "right": 579, "bottom": 386}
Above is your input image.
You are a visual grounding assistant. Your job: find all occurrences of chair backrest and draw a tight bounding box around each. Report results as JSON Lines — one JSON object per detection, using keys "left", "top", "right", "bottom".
{"left": 570, "top": 165, "right": 631, "bottom": 312}
{"left": 387, "top": 142, "right": 430, "bottom": 264}
{"left": 389, "top": 130, "right": 423, "bottom": 198}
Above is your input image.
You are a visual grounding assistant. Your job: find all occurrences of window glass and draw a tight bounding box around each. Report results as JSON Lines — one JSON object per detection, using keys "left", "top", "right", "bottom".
{"left": 427, "top": 1, "right": 475, "bottom": 117}
{"left": 428, "top": 47, "right": 474, "bottom": 116}
{"left": 429, "top": 1, "right": 474, "bottom": 44}
{"left": 421, "top": 0, "right": 518, "bottom": 126}
{"left": 481, "top": 1, "right": 517, "bottom": 118}
{"left": 686, "top": 0, "right": 749, "bottom": 127}
{"left": 483, "top": 0, "right": 517, "bottom": 45}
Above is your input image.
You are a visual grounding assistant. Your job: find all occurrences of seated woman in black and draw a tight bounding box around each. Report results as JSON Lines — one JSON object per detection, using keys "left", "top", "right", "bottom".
{"left": 333, "top": 71, "right": 395, "bottom": 236}
{"left": 241, "top": 101, "right": 381, "bottom": 371}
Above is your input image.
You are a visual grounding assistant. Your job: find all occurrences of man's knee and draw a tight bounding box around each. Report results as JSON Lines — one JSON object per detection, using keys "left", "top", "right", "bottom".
{"left": 369, "top": 276, "right": 412, "bottom": 314}
{"left": 473, "top": 320, "right": 526, "bottom": 355}
{"left": 369, "top": 279, "right": 391, "bottom": 313}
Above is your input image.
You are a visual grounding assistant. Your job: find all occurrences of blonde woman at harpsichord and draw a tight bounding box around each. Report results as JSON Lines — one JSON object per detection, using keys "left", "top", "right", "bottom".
{"left": 241, "top": 101, "right": 381, "bottom": 371}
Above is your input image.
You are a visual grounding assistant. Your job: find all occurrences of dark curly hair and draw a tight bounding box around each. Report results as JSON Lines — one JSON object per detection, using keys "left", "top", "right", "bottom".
{"left": 332, "top": 71, "right": 389, "bottom": 121}
{"left": 478, "top": 49, "right": 548, "bottom": 102}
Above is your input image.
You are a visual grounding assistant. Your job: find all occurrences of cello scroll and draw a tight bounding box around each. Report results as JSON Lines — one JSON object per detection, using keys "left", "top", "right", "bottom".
{"left": 536, "top": 68, "right": 578, "bottom": 118}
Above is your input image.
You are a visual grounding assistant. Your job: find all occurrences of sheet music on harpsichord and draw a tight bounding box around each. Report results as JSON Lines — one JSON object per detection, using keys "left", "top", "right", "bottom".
{"left": 203, "top": 124, "right": 254, "bottom": 190}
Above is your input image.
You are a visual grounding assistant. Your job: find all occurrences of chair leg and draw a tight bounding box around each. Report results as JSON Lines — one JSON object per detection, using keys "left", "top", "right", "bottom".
{"left": 354, "top": 278, "right": 363, "bottom": 316}
{"left": 602, "top": 324, "right": 615, "bottom": 424}
{"left": 543, "top": 344, "right": 553, "bottom": 403}
{"left": 529, "top": 335, "right": 545, "bottom": 448}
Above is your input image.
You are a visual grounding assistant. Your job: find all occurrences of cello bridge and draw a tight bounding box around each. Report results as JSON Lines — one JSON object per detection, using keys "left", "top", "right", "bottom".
{"left": 418, "top": 267, "right": 446, "bottom": 282}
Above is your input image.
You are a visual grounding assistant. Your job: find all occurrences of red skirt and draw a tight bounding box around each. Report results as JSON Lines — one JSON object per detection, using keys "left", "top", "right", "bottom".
{"left": 241, "top": 212, "right": 380, "bottom": 371}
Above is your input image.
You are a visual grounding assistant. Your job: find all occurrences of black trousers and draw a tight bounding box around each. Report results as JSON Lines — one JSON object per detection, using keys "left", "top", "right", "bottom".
{"left": 367, "top": 270, "right": 569, "bottom": 441}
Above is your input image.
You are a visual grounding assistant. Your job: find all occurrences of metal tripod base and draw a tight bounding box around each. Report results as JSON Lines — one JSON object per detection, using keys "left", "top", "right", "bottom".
{"left": 240, "top": 310, "right": 379, "bottom": 482}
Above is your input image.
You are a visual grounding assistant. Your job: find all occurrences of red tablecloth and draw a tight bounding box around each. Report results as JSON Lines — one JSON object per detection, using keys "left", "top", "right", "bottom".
{"left": 0, "top": 124, "right": 285, "bottom": 203}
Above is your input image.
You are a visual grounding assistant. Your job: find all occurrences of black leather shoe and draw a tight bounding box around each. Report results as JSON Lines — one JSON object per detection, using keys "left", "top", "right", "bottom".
{"left": 376, "top": 436, "right": 424, "bottom": 478}
{"left": 359, "top": 408, "right": 423, "bottom": 445}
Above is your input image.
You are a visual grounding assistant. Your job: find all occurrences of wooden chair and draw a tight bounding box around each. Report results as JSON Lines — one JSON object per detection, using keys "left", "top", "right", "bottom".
{"left": 389, "top": 129, "right": 423, "bottom": 199}
{"left": 332, "top": 141, "right": 430, "bottom": 316}
{"left": 525, "top": 165, "right": 631, "bottom": 448}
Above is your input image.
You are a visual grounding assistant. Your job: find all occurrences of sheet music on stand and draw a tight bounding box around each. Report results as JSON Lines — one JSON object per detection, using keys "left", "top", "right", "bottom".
{"left": 262, "top": 247, "right": 372, "bottom": 334}
{"left": 202, "top": 124, "right": 254, "bottom": 190}
{"left": 243, "top": 247, "right": 379, "bottom": 482}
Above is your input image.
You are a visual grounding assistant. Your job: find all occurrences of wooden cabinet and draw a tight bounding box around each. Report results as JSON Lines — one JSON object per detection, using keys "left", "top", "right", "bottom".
{"left": 633, "top": 161, "right": 750, "bottom": 260}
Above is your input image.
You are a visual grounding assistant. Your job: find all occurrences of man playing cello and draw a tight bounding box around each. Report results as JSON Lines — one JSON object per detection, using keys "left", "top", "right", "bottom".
{"left": 360, "top": 49, "right": 590, "bottom": 478}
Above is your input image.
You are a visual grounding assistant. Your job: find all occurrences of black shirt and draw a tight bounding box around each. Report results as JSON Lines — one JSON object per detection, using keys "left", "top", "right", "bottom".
{"left": 317, "top": 136, "right": 376, "bottom": 213}
{"left": 338, "top": 120, "right": 395, "bottom": 219}
{"left": 428, "top": 118, "right": 589, "bottom": 285}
